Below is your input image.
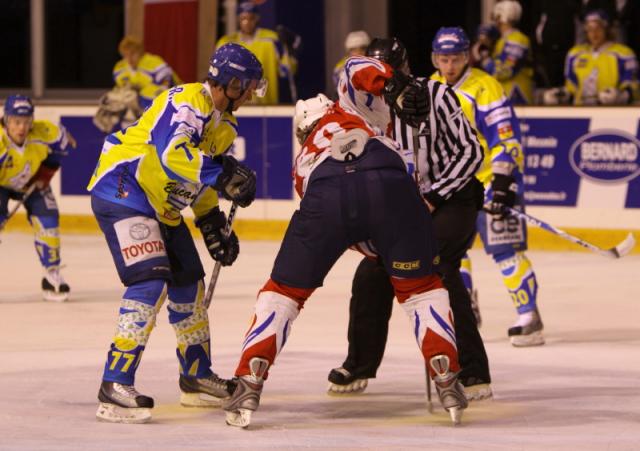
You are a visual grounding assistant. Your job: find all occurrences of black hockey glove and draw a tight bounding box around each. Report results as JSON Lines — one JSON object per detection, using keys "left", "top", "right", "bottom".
{"left": 213, "top": 155, "right": 257, "bottom": 208}
{"left": 396, "top": 79, "right": 429, "bottom": 128}
{"left": 487, "top": 174, "right": 518, "bottom": 219}
{"left": 382, "top": 70, "right": 410, "bottom": 109}
{"left": 195, "top": 207, "right": 239, "bottom": 266}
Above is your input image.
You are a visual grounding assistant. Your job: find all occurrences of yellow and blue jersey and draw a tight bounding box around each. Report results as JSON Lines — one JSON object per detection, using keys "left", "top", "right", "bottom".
{"left": 481, "top": 29, "right": 534, "bottom": 105}
{"left": 113, "top": 52, "right": 181, "bottom": 108}
{"left": 87, "top": 82, "right": 238, "bottom": 226}
{"left": 431, "top": 67, "right": 523, "bottom": 186}
{"left": 216, "top": 28, "right": 296, "bottom": 105}
{"left": 0, "top": 120, "right": 71, "bottom": 191}
{"left": 564, "top": 42, "right": 639, "bottom": 105}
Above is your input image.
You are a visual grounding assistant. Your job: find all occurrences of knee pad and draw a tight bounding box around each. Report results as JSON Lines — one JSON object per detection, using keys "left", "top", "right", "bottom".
{"left": 495, "top": 252, "right": 538, "bottom": 313}
{"left": 115, "top": 279, "right": 167, "bottom": 351}
{"left": 30, "top": 215, "right": 61, "bottom": 268}
{"left": 167, "top": 280, "right": 209, "bottom": 346}
{"left": 399, "top": 287, "right": 459, "bottom": 373}
{"left": 235, "top": 282, "right": 303, "bottom": 377}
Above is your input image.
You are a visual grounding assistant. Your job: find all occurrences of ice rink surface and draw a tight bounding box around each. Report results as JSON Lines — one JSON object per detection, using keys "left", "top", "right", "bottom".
{"left": 1, "top": 232, "right": 639, "bottom": 450}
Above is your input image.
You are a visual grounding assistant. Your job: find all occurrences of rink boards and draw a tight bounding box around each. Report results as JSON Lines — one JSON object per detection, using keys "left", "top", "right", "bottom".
{"left": 4, "top": 104, "right": 640, "bottom": 252}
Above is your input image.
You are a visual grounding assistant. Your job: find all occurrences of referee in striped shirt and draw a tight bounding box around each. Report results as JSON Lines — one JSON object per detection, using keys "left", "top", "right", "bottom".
{"left": 328, "top": 37, "right": 492, "bottom": 398}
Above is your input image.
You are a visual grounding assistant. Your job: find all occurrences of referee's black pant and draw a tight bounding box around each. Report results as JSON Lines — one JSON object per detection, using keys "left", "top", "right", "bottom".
{"left": 339, "top": 178, "right": 491, "bottom": 385}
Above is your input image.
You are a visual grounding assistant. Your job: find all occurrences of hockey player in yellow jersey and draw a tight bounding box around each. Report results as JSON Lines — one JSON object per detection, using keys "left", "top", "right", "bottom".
{"left": 332, "top": 30, "right": 371, "bottom": 89}
{"left": 544, "top": 9, "right": 639, "bottom": 105}
{"left": 0, "top": 95, "right": 75, "bottom": 302}
{"left": 431, "top": 27, "right": 544, "bottom": 347}
{"left": 216, "top": 1, "right": 297, "bottom": 104}
{"left": 90, "top": 43, "right": 265, "bottom": 424}
{"left": 477, "top": 0, "right": 534, "bottom": 104}
{"left": 113, "top": 35, "right": 182, "bottom": 109}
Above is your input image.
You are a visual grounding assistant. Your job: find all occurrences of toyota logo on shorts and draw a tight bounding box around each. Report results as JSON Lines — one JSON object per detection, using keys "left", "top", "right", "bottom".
{"left": 129, "top": 223, "right": 151, "bottom": 240}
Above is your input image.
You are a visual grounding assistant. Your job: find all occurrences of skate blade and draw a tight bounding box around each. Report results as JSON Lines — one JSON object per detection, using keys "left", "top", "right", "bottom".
{"left": 225, "top": 408, "right": 252, "bottom": 428}
{"left": 43, "top": 291, "right": 68, "bottom": 302}
{"left": 448, "top": 406, "right": 463, "bottom": 425}
{"left": 96, "top": 402, "right": 151, "bottom": 424}
{"left": 510, "top": 331, "right": 545, "bottom": 347}
{"left": 464, "top": 383, "right": 493, "bottom": 402}
{"left": 180, "top": 391, "right": 225, "bottom": 407}
{"left": 327, "top": 379, "right": 368, "bottom": 396}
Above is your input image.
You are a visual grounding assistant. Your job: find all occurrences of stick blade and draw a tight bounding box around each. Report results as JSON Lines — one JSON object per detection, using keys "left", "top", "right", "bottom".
{"left": 612, "top": 233, "right": 636, "bottom": 258}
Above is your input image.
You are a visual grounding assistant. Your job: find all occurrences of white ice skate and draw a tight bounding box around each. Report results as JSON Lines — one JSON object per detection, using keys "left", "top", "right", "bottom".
{"left": 223, "top": 357, "right": 269, "bottom": 428}
{"left": 179, "top": 373, "right": 235, "bottom": 407}
{"left": 327, "top": 367, "right": 368, "bottom": 395}
{"left": 42, "top": 266, "right": 70, "bottom": 302}
{"left": 429, "top": 355, "right": 468, "bottom": 425}
{"left": 96, "top": 381, "right": 154, "bottom": 424}
{"left": 508, "top": 308, "right": 545, "bottom": 347}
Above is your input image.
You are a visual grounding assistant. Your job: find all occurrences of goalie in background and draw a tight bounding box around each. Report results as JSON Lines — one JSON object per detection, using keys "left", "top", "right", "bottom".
{"left": 94, "top": 36, "right": 182, "bottom": 133}
{"left": 543, "top": 9, "right": 639, "bottom": 105}
{"left": 0, "top": 95, "right": 76, "bottom": 302}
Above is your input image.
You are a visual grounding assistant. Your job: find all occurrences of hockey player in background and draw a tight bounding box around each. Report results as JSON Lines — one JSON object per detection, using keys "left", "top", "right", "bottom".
{"left": 327, "top": 38, "right": 492, "bottom": 401}
{"left": 332, "top": 30, "right": 371, "bottom": 89}
{"left": 216, "top": 1, "right": 298, "bottom": 104}
{"left": 543, "top": 9, "right": 639, "bottom": 105}
{"left": 0, "top": 95, "right": 75, "bottom": 302}
{"left": 94, "top": 36, "right": 182, "bottom": 133}
{"left": 477, "top": 0, "right": 534, "bottom": 104}
{"left": 88, "top": 43, "right": 264, "bottom": 423}
{"left": 430, "top": 27, "right": 544, "bottom": 347}
{"left": 222, "top": 55, "right": 468, "bottom": 428}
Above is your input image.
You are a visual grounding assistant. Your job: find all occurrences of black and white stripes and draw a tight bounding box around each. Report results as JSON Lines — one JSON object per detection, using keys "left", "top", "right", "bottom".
{"left": 392, "top": 79, "right": 483, "bottom": 207}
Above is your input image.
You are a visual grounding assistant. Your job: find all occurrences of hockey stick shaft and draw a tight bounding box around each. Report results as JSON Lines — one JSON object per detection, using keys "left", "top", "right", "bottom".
{"left": 204, "top": 203, "right": 238, "bottom": 309}
{"left": 0, "top": 185, "right": 37, "bottom": 233}
{"left": 503, "top": 206, "right": 635, "bottom": 258}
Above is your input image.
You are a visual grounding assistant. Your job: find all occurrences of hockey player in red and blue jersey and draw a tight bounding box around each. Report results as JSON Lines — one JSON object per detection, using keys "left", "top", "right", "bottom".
{"left": 223, "top": 56, "right": 468, "bottom": 428}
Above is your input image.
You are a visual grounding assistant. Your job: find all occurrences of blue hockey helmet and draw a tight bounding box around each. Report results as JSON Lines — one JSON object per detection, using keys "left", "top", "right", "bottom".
{"left": 432, "top": 27, "right": 470, "bottom": 54}
{"left": 208, "top": 43, "right": 267, "bottom": 98}
{"left": 4, "top": 94, "right": 34, "bottom": 117}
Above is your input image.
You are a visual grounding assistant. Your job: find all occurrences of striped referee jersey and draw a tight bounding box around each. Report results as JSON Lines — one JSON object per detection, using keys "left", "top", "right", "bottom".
{"left": 391, "top": 78, "right": 483, "bottom": 208}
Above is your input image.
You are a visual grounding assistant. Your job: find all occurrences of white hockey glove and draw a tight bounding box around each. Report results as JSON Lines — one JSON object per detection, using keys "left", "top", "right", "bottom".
{"left": 598, "top": 87, "right": 629, "bottom": 105}
{"left": 542, "top": 87, "right": 571, "bottom": 105}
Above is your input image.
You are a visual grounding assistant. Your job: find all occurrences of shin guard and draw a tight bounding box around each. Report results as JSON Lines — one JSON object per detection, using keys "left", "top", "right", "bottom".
{"left": 495, "top": 252, "right": 538, "bottom": 314}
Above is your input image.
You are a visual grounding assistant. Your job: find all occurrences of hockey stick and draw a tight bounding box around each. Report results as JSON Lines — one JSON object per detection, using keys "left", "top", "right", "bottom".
{"left": 0, "top": 184, "right": 37, "bottom": 235}
{"left": 203, "top": 203, "right": 238, "bottom": 309}
{"left": 500, "top": 206, "right": 636, "bottom": 259}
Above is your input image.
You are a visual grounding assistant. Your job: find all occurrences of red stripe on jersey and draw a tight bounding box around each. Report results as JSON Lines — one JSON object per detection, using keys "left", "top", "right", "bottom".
{"left": 390, "top": 274, "right": 445, "bottom": 303}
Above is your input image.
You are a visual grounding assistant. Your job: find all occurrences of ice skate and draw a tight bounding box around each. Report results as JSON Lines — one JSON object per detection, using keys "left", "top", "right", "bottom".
{"left": 179, "top": 373, "right": 236, "bottom": 407}
{"left": 461, "top": 376, "right": 493, "bottom": 401}
{"left": 429, "top": 355, "right": 468, "bottom": 425}
{"left": 96, "top": 381, "right": 154, "bottom": 424}
{"left": 470, "top": 288, "right": 481, "bottom": 328}
{"left": 42, "top": 266, "right": 70, "bottom": 302}
{"left": 508, "top": 308, "right": 545, "bottom": 347}
{"left": 327, "top": 367, "right": 368, "bottom": 395}
{"left": 223, "top": 357, "right": 269, "bottom": 428}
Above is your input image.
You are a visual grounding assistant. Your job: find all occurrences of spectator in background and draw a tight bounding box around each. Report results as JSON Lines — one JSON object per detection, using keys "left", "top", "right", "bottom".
{"left": 476, "top": 0, "right": 534, "bottom": 104}
{"left": 216, "top": 1, "right": 298, "bottom": 104}
{"left": 470, "top": 24, "right": 499, "bottom": 69}
{"left": 94, "top": 36, "right": 181, "bottom": 133}
{"left": 332, "top": 31, "right": 371, "bottom": 89}
{"left": 543, "top": 10, "right": 638, "bottom": 105}
{"left": 531, "top": 0, "right": 581, "bottom": 88}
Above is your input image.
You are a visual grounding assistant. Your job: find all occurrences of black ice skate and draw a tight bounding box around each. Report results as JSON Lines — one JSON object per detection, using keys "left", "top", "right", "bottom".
{"left": 429, "top": 355, "right": 468, "bottom": 425}
{"left": 508, "top": 308, "right": 545, "bottom": 347}
{"left": 327, "top": 366, "right": 368, "bottom": 395}
{"left": 460, "top": 376, "right": 493, "bottom": 402}
{"left": 223, "top": 357, "right": 269, "bottom": 428}
{"left": 179, "top": 373, "right": 236, "bottom": 407}
{"left": 42, "top": 267, "right": 70, "bottom": 302}
{"left": 96, "top": 381, "right": 154, "bottom": 424}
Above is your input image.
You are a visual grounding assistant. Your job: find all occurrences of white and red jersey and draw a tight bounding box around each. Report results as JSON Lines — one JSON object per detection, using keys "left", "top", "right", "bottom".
{"left": 293, "top": 56, "right": 395, "bottom": 197}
